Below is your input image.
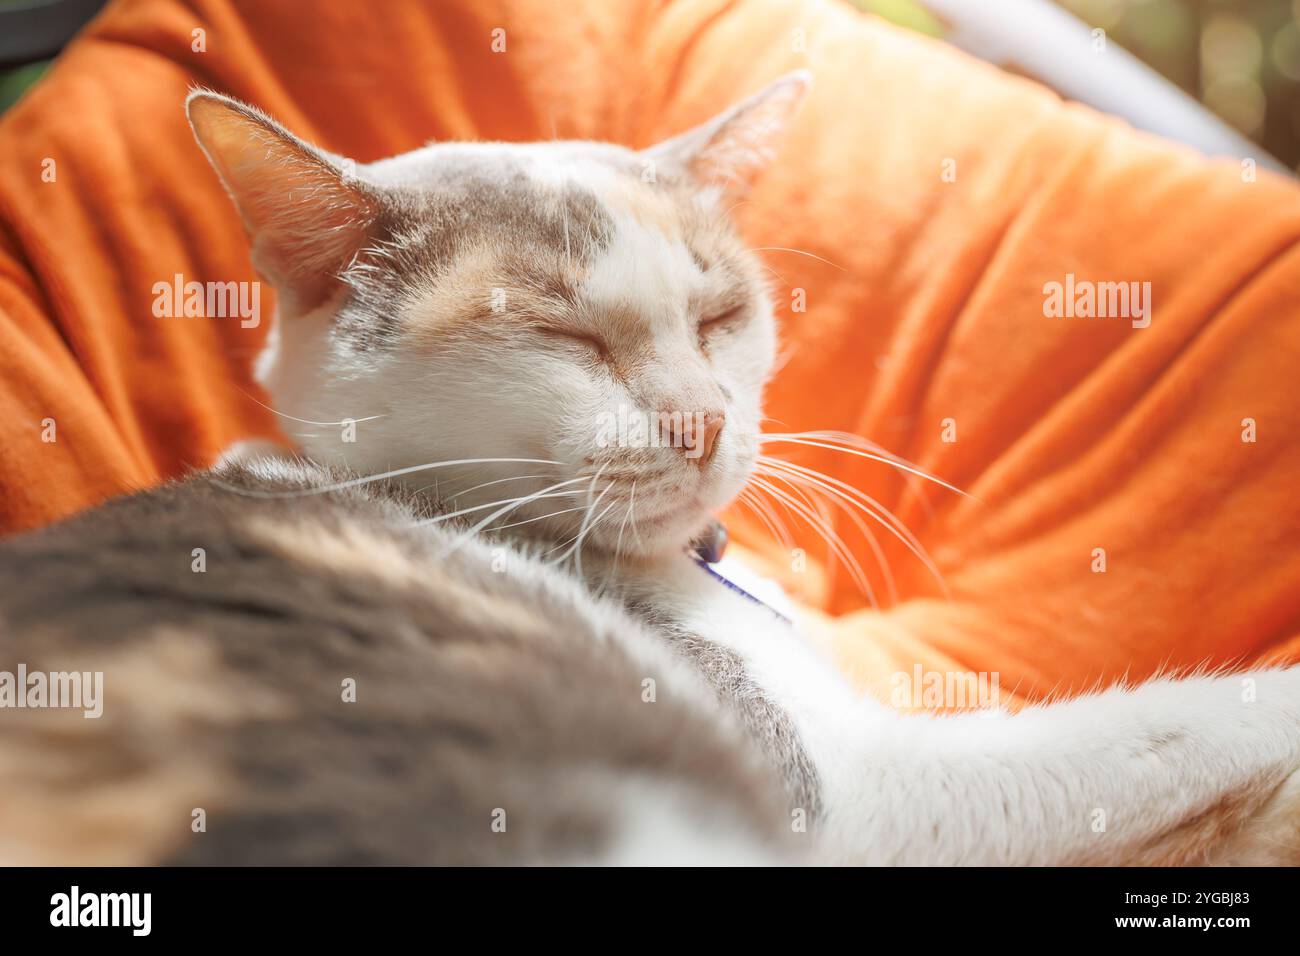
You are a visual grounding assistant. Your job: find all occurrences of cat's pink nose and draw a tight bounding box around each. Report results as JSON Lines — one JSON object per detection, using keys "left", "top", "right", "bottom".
{"left": 659, "top": 409, "right": 725, "bottom": 463}
{"left": 696, "top": 414, "right": 725, "bottom": 464}
{"left": 664, "top": 412, "right": 724, "bottom": 464}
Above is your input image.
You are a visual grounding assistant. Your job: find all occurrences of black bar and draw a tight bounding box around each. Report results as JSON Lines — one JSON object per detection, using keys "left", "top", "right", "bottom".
{"left": 0, "top": 867, "right": 1288, "bottom": 941}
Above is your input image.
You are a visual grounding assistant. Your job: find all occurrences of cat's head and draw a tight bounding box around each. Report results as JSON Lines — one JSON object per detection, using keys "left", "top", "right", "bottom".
{"left": 187, "top": 75, "right": 809, "bottom": 558}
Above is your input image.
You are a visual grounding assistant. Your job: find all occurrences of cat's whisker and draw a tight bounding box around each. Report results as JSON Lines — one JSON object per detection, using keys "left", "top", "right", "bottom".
{"left": 541, "top": 528, "right": 582, "bottom": 561}
{"left": 770, "top": 468, "right": 900, "bottom": 607}
{"left": 781, "top": 430, "right": 942, "bottom": 518}
{"left": 784, "top": 473, "right": 878, "bottom": 607}
{"left": 759, "top": 433, "right": 974, "bottom": 501}
{"left": 444, "top": 473, "right": 553, "bottom": 501}
{"left": 541, "top": 501, "right": 613, "bottom": 566}
{"left": 436, "top": 477, "right": 593, "bottom": 555}
{"left": 825, "top": 496, "right": 890, "bottom": 609}
{"left": 582, "top": 496, "right": 626, "bottom": 600}
{"left": 211, "top": 458, "right": 565, "bottom": 499}
{"left": 735, "top": 485, "right": 794, "bottom": 552}
{"left": 763, "top": 466, "right": 836, "bottom": 561}
{"left": 562, "top": 466, "right": 615, "bottom": 575}
{"left": 540, "top": 468, "right": 605, "bottom": 566}
{"left": 626, "top": 480, "right": 645, "bottom": 554}
{"left": 780, "top": 430, "right": 973, "bottom": 508}
{"left": 733, "top": 491, "right": 772, "bottom": 550}
{"left": 758, "top": 458, "right": 935, "bottom": 600}
{"left": 749, "top": 246, "right": 848, "bottom": 272}
{"left": 753, "top": 467, "right": 882, "bottom": 609}
{"left": 748, "top": 483, "right": 798, "bottom": 549}
{"left": 749, "top": 474, "right": 873, "bottom": 600}
{"left": 234, "top": 385, "right": 386, "bottom": 427}
{"left": 414, "top": 469, "right": 558, "bottom": 502}
{"left": 758, "top": 454, "right": 947, "bottom": 601}
{"left": 755, "top": 463, "right": 891, "bottom": 608}
{"left": 769, "top": 431, "right": 935, "bottom": 528}
{"left": 719, "top": 197, "right": 753, "bottom": 219}
{"left": 415, "top": 488, "right": 585, "bottom": 528}
{"left": 493, "top": 505, "right": 589, "bottom": 533}
{"left": 748, "top": 474, "right": 872, "bottom": 599}
{"left": 570, "top": 497, "right": 619, "bottom": 584}
{"left": 608, "top": 479, "right": 638, "bottom": 586}
{"left": 760, "top": 454, "right": 926, "bottom": 553}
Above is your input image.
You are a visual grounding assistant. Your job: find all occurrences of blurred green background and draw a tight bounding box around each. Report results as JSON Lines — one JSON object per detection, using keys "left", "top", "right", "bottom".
{"left": 1056, "top": 0, "right": 1300, "bottom": 170}
{"left": 3, "top": 0, "right": 1299, "bottom": 169}
{"left": 857, "top": 0, "right": 1300, "bottom": 169}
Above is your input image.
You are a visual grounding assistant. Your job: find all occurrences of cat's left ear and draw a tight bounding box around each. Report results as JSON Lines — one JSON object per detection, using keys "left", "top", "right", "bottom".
{"left": 186, "top": 90, "right": 381, "bottom": 311}
{"left": 643, "top": 71, "right": 811, "bottom": 196}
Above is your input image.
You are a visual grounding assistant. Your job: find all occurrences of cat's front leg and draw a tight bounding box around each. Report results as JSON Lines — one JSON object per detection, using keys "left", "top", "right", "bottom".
{"left": 603, "top": 556, "right": 1300, "bottom": 863}
{"left": 595, "top": 554, "right": 1300, "bottom": 865}
{"left": 840, "top": 668, "right": 1300, "bottom": 866}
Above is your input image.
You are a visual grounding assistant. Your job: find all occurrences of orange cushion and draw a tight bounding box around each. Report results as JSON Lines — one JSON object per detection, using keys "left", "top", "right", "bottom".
{"left": 1, "top": 0, "right": 1297, "bottom": 707}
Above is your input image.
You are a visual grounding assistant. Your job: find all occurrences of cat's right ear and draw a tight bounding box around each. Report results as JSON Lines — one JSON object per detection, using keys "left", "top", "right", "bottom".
{"left": 186, "top": 91, "right": 379, "bottom": 310}
{"left": 643, "top": 71, "right": 812, "bottom": 200}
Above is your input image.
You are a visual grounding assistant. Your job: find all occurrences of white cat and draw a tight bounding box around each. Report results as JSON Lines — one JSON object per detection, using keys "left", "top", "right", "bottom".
{"left": 188, "top": 74, "right": 1300, "bottom": 866}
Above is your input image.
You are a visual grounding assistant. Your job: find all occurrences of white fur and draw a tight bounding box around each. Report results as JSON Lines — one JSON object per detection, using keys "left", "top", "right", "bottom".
{"left": 610, "top": 552, "right": 1300, "bottom": 864}
{"left": 580, "top": 777, "right": 789, "bottom": 866}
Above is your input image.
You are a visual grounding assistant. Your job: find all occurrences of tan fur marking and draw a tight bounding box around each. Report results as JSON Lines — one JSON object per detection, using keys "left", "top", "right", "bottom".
{"left": 1204, "top": 771, "right": 1300, "bottom": 865}
{"left": 1125, "top": 785, "right": 1280, "bottom": 865}
{"left": 605, "top": 176, "right": 684, "bottom": 240}
{"left": 242, "top": 514, "right": 547, "bottom": 639}
{"left": 0, "top": 630, "right": 283, "bottom": 864}
{"left": 401, "top": 241, "right": 588, "bottom": 346}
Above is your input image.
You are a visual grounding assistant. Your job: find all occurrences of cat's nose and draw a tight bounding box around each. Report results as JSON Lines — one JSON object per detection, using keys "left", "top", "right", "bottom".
{"left": 697, "top": 414, "right": 725, "bottom": 464}
{"left": 662, "top": 411, "right": 725, "bottom": 464}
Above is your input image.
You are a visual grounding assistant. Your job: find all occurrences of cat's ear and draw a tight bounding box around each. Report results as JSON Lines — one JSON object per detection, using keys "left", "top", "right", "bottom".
{"left": 644, "top": 71, "right": 811, "bottom": 196}
{"left": 186, "top": 90, "right": 379, "bottom": 310}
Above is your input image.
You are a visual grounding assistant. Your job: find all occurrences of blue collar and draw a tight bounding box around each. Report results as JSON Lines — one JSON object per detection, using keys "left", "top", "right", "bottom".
{"left": 690, "top": 556, "right": 792, "bottom": 625}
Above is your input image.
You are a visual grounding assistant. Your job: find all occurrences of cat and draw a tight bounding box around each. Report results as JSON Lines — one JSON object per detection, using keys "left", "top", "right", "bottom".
{"left": 0, "top": 73, "right": 1297, "bottom": 865}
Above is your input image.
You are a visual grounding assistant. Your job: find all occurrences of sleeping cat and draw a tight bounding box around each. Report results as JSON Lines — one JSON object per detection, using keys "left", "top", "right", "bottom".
{"left": 1, "top": 74, "right": 1297, "bottom": 865}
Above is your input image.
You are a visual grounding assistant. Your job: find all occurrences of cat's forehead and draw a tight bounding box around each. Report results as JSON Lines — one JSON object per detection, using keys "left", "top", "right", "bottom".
{"left": 352, "top": 141, "right": 747, "bottom": 337}
{"left": 366, "top": 140, "right": 721, "bottom": 256}
{"left": 365, "top": 140, "right": 644, "bottom": 190}
{"left": 370, "top": 142, "right": 622, "bottom": 271}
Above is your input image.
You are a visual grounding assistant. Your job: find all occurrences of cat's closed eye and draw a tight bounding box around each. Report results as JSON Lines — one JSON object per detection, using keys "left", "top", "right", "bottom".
{"left": 538, "top": 326, "right": 610, "bottom": 361}
{"left": 699, "top": 305, "right": 747, "bottom": 336}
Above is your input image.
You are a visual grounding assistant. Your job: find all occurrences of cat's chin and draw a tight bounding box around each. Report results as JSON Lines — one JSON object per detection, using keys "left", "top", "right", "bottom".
{"left": 590, "top": 471, "right": 750, "bottom": 560}
{"left": 591, "top": 508, "right": 716, "bottom": 562}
